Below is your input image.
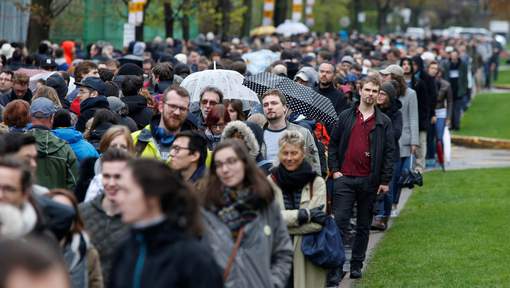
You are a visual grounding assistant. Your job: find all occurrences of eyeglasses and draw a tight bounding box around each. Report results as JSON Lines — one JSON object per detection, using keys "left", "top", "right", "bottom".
{"left": 164, "top": 102, "right": 188, "bottom": 113}
{"left": 0, "top": 78, "right": 12, "bottom": 82}
{"left": 201, "top": 99, "right": 218, "bottom": 106}
{"left": 214, "top": 157, "right": 240, "bottom": 170}
{"left": 170, "top": 145, "right": 191, "bottom": 153}
{"left": 211, "top": 123, "right": 225, "bottom": 130}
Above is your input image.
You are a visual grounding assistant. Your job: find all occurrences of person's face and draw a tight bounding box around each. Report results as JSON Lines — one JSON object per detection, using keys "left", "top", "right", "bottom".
{"left": 279, "top": 143, "right": 305, "bottom": 172}
{"left": 340, "top": 62, "right": 352, "bottom": 72}
{"left": 319, "top": 63, "right": 334, "bottom": 84}
{"left": 210, "top": 118, "right": 225, "bottom": 135}
{"left": 78, "top": 87, "right": 97, "bottom": 103}
{"left": 13, "top": 83, "right": 28, "bottom": 98}
{"left": 359, "top": 82, "right": 379, "bottom": 106}
{"left": 83, "top": 69, "right": 99, "bottom": 79}
{"left": 295, "top": 78, "right": 308, "bottom": 86}
{"left": 401, "top": 61, "right": 412, "bottom": 74}
{"left": 227, "top": 104, "right": 238, "bottom": 121}
{"left": 0, "top": 72, "right": 13, "bottom": 92}
{"left": 117, "top": 168, "right": 161, "bottom": 224}
{"left": 381, "top": 73, "right": 392, "bottom": 82}
{"left": 428, "top": 63, "right": 439, "bottom": 78}
{"left": 143, "top": 63, "right": 152, "bottom": 76}
{"left": 101, "top": 161, "right": 127, "bottom": 204}
{"left": 16, "top": 144, "right": 38, "bottom": 175}
{"left": 159, "top": 90, "right": 190, "bottom": 132}
{"left": 200, "top": 91, "right": 220, "bottom": 119}
{"left": 450, "top": 51, "right": 459, "bottom": 62}
{"left": 0, "top": 167, "right": 26, "bottom": 208}
{"left": 189, "top": 52, "right": 200, "bottom": 64}
{"left": 169, "top": 136, "right": 198, "bottom": 171}
{"left": 263, "top": 95, "right": 286, "bottom": 121}
{"left": 6, "top": 266, "right": 70, "bottom": 288}
{"left": 214, "top": 147, "right": 245, "bottom": 189}
{"left": 109, "top": 135, "right": 129, "bottom": 152}
{"left": 377, "top": 90, "right": 390, "bottom": 106}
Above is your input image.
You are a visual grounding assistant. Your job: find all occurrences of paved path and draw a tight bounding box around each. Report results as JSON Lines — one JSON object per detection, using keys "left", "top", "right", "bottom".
{"left": 338, "top": 145, "right": 510, "bottom": 288}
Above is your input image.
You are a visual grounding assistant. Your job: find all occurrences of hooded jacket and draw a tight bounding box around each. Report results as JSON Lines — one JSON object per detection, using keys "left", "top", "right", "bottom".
{"left": 121, "top": 94, "right": 154, "bottom": 130}
{"left": 109, "top": 220, "right": 223, "bottom": 288}
{"left": 53, "top": 127, "right": 99, "bottom": 162}
{"left": 78, "top": 194, "right": 129, "bottom": 287}
{"left": 76, "top": 96, "right": 110, "bottom": 132}
{"left": 29, "top": 126, "right": 79, "bottom": 190}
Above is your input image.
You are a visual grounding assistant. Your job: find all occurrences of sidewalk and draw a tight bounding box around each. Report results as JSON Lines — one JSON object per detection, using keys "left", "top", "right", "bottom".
{"left": 338, "top": 145, "right": 510, "bottom": 288}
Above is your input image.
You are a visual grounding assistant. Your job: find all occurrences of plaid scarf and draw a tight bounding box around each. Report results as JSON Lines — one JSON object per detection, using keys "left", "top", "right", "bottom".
{"left": 216, "top": 187, "right": 259, "bottom": 238}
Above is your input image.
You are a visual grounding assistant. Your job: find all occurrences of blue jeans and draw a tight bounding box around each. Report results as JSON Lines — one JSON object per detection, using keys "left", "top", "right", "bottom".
{"left": 392, "top": 156, "right": 411, "bottom": 205}
{"left": 377, "top": 158, "right": 401, "bottom": 217}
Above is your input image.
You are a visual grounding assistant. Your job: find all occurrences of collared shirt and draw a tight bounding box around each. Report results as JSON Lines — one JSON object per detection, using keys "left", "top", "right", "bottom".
{"left": 341, "top": 109, "right": 375, "bottom": 177}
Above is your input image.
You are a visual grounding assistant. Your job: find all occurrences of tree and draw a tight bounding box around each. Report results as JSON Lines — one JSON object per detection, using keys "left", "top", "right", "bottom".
{"left": 374, "top": 0, "right": 393, "bottom": 33}
{"left": 22, "top": 0, "right": 73, "bottom": 52}
{"left": 488, "top": 0, "right": 510, "bottom": 20}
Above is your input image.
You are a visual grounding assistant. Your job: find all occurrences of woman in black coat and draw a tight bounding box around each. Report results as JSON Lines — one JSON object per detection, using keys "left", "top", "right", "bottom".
{"left": 372, "top": 81, "right": 403, "bottom": 231}
{"left": 109, "top": 159, "right": 223, "bottom": 288}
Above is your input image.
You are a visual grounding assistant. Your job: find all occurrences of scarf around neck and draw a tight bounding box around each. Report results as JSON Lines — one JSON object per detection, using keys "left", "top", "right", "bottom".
{"left": 272, "top": 161, "right": 316, "bottom": 193}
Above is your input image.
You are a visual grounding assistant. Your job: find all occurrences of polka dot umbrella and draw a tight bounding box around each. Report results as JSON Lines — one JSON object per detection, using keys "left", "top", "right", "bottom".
{"left": 243, "top": 72, "right": 338, "bottom": 126}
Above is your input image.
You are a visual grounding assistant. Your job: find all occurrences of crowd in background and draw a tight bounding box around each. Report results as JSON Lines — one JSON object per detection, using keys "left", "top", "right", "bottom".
{"left": 0, "top": 30, "right": 502, "bottom": 288}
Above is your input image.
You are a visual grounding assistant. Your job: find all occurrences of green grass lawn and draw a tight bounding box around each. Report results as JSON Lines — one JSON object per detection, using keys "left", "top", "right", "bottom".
{"left": 356, "top": 168, "right": 510, "bottom": 288}
{"left": 455, "top": 92, "right": 510, "bottom": 140}
{"left": 494, "top": 68, "right": 510, "bottom": 86}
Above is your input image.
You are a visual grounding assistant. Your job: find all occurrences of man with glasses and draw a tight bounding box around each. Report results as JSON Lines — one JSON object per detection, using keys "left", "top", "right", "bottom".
{"left": 0, "top": 70, "right": 14, "bottom": 97}
{"left": 0, "top": 72, "right": 32, "bottom": 107}
{"left": 192, "top": 86, "right": 223, "bottom": 131}
{"left": 132, "top": 85, "right": 198, "bottom": 160}
{"left": 169, "top": 131, "right": 208, "bottom": 186}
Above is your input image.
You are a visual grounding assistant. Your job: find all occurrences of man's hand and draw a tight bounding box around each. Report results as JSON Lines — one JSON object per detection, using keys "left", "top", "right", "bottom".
{"left": 411, "top": 145, "right": 417, "bottom": 155}
{"left": 377, "top": 185, "right": 389, "bottom": 194}
{"left": 333, "top": 172, "right": 343, "bottom": 179}
{"left": 431, "top": 116, "right": 437, "bottom": 124}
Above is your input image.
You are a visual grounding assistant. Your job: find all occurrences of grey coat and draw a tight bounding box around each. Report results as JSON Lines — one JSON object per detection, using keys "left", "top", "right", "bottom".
{"left": 201, "top": 201, "right": 293, "bottom": 288}
{"left": 398, "top": 88, "right": 420, "bottom": 157}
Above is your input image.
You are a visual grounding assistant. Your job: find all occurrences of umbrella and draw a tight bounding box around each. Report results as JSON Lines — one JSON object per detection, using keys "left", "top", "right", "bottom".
{"left": 276, "top": 20, "right": 309, "bottom": 37}
{"left": 242, "top": 49, "right": 280, "bottom": 75}
{"left": 243, "top": 72, "right": 338, "bottom": 125}
{"left": 180, "top": 69, "right": 260, "bottom": 104}
{"left": 250, "top": 25, "right": 276, "bottom": 37}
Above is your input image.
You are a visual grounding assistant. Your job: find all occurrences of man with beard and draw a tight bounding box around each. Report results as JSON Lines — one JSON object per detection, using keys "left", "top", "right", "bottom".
{"left": 328, "top": 76, "right": 394, "bottom": 279}
{"left": 314, "top": 63, "right": 349, "bottom": 115}
{"left": 262, "top": 89, "right": 321, "bottom": 174}
{"left": 132, "top": 85, "right": 197, "bottom": 160}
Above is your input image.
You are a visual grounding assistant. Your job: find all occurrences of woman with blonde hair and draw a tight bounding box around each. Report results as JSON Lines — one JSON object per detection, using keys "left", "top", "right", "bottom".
{"left": 267, "top": 130, "right": 328, "bottom": 288}
{"left": 33, "top": 85, "right": 63, "bottom": 108}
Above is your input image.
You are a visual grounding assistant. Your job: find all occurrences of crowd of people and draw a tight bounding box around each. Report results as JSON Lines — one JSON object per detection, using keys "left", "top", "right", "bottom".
{"left": 0, "top": 30, "right": 502, "bottom": 288}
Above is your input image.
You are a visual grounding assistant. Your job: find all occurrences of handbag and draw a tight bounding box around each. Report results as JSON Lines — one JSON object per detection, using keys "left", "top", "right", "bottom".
{"left": 300, "top": 177, "right": 345, "bottom": 268}
{"left": 398, "top": 155, "right": 423, "bottom": 189}
{"left": 301, "top": 216, "right": 345, "bottom": 269}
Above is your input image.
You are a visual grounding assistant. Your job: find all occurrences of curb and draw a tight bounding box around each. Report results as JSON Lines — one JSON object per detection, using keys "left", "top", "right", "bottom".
{"left": 451, "top": 135, "right": 510, "bottom": 150}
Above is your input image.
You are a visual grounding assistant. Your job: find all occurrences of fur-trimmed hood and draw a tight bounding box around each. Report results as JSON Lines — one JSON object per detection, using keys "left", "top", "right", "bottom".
{"left": 221, "top": 121, "right": 260, "bottom": 159}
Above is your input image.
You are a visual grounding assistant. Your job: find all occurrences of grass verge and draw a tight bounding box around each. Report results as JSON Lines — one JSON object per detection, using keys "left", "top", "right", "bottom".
{"left": 357, "top": 168, "right": 510, "bottom": 287}
{"left": 456, "top": 92, "right": 510, "bottom": 140}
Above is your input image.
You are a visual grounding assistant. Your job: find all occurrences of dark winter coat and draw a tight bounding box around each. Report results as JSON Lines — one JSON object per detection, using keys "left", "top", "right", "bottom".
{"left": 328, "top": 104, "right": 395, "bottom": 186}
{"left": 314, "top": 84, "right": 349, "bottom": 115}
{"left": 109, "top": 219, "right": 223, "bottom": 288}
{"left": 121, "top": 94, "right": 154, "bottom": 130}
{"left": 412, "top": 56, "right": 437, "bottom": 131}
{"left": 76, "top": 96, "right": 110, "bottom": 132}
{"left": 0, "top": 89, "right": 33, "bottom": 106}
{"left": 380, "top": 99, "right": 403, "bottom": 162}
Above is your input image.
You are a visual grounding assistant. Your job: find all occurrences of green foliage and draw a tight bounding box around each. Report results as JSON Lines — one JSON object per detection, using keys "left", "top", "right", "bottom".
{"left": 311, "top": 0, "right": 349, "bottom": 33}
{"left": 358, "top": 168, "right": 510, "bottom": 287}
{"left": 455, "top": 92, "right": 510, "bottom": 140}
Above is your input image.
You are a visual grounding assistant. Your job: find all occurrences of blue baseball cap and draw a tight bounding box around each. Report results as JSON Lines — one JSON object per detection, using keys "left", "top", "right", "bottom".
{"left": 75, "top": 77, "right": 107, "bottom": 95}
{"left": 31, "top": 97, "right": 57, "bottom": 118}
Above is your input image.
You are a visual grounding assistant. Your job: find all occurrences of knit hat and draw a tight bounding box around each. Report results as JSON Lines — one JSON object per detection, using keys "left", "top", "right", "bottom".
{"left": 117, "top": 63, "right": 144, "bottom": 77}
{"left": 107, "top": 96, "right": 127, "bottom": 114}
{"left": 380, "top": 82, "right": 397, "bottom": 100}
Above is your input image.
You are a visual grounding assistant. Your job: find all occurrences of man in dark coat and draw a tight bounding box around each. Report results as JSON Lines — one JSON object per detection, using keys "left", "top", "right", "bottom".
{"left": 74, "top": 77, "right": 110, "bottom": 132}
{"left": 120, "top": 75, "right": 154, "bottom": 130}
{"left": 314, "top": 62, "right": 349, "bottom": 115}
{"left": 328, "top": 76, "right": 394, "bottom": 279}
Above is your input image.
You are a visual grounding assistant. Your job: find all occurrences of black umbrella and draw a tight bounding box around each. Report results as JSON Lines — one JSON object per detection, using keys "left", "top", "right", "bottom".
{"left": 243, "top": 72, "right": 338, "bottom": 125}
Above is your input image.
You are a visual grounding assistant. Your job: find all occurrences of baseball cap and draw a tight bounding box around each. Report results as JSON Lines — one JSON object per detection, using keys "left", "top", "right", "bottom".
{"left": 380, "top": 64, "right": 404, "bottom": 77}
{"left": 294, "top": 71, "right": 309, "bottom": 82}
{"left": 75, "top": 77, "right": 107, "bottom": 95}
{"left": 272, "top": 64, "right": 288, "bottom": 76}
{"left": 31, "top": 97, "right": 57, "bottom": 118}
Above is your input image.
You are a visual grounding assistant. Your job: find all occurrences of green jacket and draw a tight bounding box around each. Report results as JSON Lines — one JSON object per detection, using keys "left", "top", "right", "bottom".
{"left": 29, "top": 127, "right": 79, "bottom": 190}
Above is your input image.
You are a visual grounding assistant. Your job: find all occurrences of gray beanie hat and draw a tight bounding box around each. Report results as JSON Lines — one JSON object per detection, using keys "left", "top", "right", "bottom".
{"left": 380, "top": 82, "right": 397, "bottom": 100}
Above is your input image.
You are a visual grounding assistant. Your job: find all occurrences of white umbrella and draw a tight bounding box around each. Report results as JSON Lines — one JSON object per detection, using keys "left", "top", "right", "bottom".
{"left": 180, "top": 69, "right": 260, "bottom": 104}
{"left": 242, "top": 49, "right": 280, "bottom": 75}
{"left": 276, "top": 20, "right": 309, "bottom": 37}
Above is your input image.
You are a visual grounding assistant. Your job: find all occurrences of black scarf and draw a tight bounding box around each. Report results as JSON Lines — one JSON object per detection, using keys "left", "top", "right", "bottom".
{"left": 272, "top": 161, "right": 316, "bottom": 193}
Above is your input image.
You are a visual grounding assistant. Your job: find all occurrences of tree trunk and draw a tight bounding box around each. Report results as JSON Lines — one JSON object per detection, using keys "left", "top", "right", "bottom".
{"left": 135, "top": 0, "right": 151, "bottom": 42}
{"left": 377, "top": 7, "right": 389, "bottom": 34}
{"left": 164, "top": 1, "right": 174, "bottom": 38}
{"left": 274, "top": 0, "right": 289, "bottom": 26}
{"left": 352, "top": 0, "right": 362, "bottom": 32}
{"left": 27, "top": 0, "right": 52, "bottom": 52}
{"left": 221, "top": 0, "right": 231, "bottom": 41}
{"left": 182, "top": 0, "right": 191, "bottom": 41}
{"left": 241, "top": 0, "right": 252, "bottom": 37}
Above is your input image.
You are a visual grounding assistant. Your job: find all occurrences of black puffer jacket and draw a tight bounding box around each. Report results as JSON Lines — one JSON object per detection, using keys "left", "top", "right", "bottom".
{"left": 76, "top": 96, "right": 110, "bottom": 132}
{"left": 380, "top": 99, "right": 403, "bottom": 162}
{"left": 109, "top": 219, "right": 223, "bottom": 288}
{"left": 328, "top": 103, "right": 395, "bottom": 186}
{"left": 122, "top": 94, "right": 154, "bottom": 130}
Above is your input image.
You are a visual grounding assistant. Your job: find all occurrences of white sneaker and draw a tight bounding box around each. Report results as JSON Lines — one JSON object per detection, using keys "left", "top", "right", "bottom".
{"left": 390, "top": 210, "right": 399, "bottom": 218}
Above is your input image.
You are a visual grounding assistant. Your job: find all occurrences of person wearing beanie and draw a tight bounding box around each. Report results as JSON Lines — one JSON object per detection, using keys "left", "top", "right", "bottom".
{"left": 45, "top": 73, "right": 70, "bottom": 109}
{"left": 372, "top": 81, "right": 402, "bottom": 231}
{"left": 75, "top": 77, "right": 110, "bottom": 132}
{"left": 116, "top": 63, "right": 144, "bottom": 77}
{"left": 107, "top": 96, "right": 138, "bottom": 132}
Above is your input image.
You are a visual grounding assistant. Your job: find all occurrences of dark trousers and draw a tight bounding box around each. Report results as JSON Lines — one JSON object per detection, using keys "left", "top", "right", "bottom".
{"left": 332, "top": 176, "right": 376, "bottom": 269}
{"left": 452, "top": 99, "right": 463, "bottom": 130}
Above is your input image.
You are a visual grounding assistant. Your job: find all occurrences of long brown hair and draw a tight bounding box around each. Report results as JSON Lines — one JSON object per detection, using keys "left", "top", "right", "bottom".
{"left": 203, "top": 139, "right": 274, "bottom": 209}
{"left": 225, "top": 99, "right": 246, "bottom": 121}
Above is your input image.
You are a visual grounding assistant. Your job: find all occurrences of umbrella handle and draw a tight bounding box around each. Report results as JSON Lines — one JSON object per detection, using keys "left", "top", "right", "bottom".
{"left": 213, "top": 61, "right": 216, "bottom": 70}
